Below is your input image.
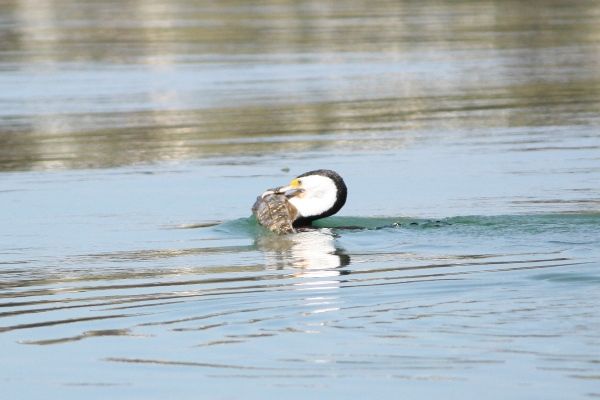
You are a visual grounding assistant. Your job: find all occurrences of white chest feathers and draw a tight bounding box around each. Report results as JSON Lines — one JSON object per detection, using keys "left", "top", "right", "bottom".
{"left": 288, "top": 175, "right": 338, "bottom": 218}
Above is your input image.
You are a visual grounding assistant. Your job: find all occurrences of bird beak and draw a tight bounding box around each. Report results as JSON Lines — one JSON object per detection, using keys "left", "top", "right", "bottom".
{"left": 261, "top": 178, "right": 304, "bottom": 199}
{"left": 273, "top": 178, "right": 304, "bottom": 198}
{"left": 274, "top": 185, "right": 304, "bottom": 198}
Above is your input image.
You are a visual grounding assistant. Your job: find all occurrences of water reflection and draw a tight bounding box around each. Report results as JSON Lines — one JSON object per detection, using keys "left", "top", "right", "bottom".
{"left": 256, "top": 228, "right": 349, "bottom": 320}
{"left": 1, "top": 0, "right": 600, "bottom": 171}
{"left": 256, "top": 228, "right": 350, "bottom": 278}
{"left": 1, "top": 1, "right": 600, "bottom": 398}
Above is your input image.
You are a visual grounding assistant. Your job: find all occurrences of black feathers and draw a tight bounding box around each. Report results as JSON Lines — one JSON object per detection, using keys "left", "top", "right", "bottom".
{"left": 293, "top": 169, "right": 347, "bottom": 227}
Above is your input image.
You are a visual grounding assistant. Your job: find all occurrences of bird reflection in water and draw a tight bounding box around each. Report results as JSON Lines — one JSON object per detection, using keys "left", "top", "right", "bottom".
{"left": 255, "top": 228, "right": 350, "bottom": 282}
{"left": 256, "top": 229, "right": 350, "bottom": 322}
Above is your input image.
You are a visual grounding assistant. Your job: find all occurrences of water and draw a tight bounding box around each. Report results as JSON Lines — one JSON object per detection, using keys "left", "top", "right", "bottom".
{"left": 1, "top": 0, "right": 600, "bottom": 398}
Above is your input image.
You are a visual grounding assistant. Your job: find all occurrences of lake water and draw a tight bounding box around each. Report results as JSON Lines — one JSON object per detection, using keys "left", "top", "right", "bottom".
{"left": 1, "top": 0, "right": 600, "bottom": 398}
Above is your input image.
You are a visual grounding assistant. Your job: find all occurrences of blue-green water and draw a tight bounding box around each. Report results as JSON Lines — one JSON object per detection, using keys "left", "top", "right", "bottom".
{"left": 1, "top": 0, "right": 600, "bottom": 399}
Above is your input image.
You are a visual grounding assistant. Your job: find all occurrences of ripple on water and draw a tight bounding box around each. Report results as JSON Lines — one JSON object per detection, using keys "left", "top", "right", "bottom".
{"left": 0, "top": 213, "right": 599, "bottom": 398}
{"left": 1, "top": 0, "right": 600, "bottom": 397}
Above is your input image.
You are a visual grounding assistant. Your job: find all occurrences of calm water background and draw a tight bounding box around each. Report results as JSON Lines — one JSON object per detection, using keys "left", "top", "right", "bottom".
{"left": 1, "top": 0, "right": 600, "bottom": 398}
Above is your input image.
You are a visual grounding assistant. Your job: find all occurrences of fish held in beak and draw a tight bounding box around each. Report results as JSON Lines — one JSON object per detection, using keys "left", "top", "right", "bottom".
{"left": 252, "top": 193, "right": 299, "bottom": 235}
{"left": 272, "top": 178, "right": 305, "bottom": 199}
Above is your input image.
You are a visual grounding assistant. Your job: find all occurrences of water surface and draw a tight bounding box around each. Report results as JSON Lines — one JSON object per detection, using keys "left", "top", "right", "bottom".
{"left": 1, "top": 0, "right": 600, "bottom": 398}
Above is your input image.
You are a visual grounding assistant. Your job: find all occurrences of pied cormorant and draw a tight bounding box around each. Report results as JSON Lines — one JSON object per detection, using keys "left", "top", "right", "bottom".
{"left": 252, "top": 169, "right": 347, "bottom": 234}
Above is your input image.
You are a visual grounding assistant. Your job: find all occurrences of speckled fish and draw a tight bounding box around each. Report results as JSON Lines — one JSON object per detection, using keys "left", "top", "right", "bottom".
{"left": 252, "top": 193, "right": 298, "bottom": 235}
{"left": 252, "top": 170, "right": 348, "bottom": 235}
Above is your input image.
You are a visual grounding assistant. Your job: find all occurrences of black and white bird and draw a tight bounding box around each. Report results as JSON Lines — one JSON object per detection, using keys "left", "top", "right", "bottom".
{"left": 252, "top": 169, "right": 347, "bottom": 234}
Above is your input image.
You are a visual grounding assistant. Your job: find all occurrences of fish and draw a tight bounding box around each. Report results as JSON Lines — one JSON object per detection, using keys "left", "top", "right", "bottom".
{"left": 252, "top": 193, "right": 298, "bottom": 235}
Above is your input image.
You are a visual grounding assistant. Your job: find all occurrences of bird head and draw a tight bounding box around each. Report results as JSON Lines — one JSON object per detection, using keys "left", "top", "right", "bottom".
{"left": 264, "top": 169, "right": 347, "bottom": 226}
